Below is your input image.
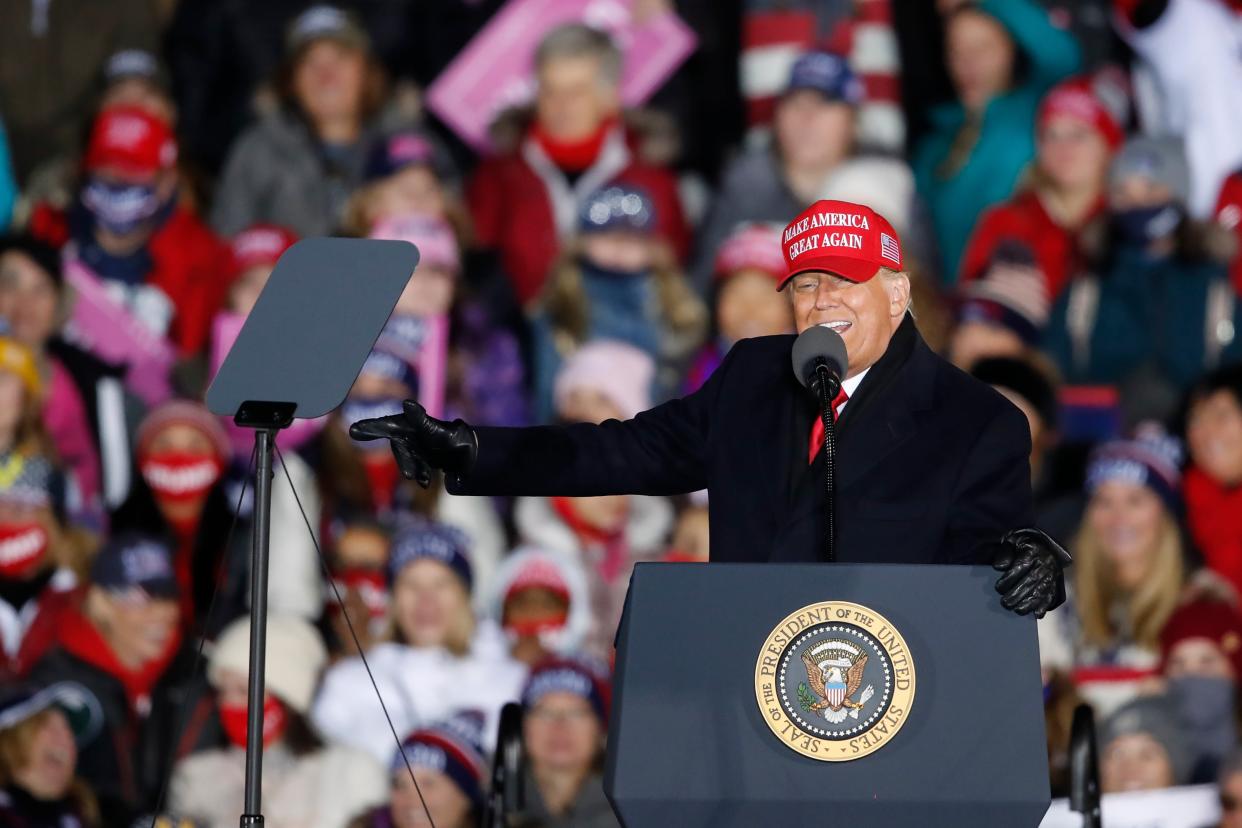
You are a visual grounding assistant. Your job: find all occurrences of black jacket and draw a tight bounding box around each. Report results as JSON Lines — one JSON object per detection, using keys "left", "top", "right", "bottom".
{"left": 27, "top": 642, "right": 212, "bottom": 827}
{"left": 450, "top": 317, "right": 1033, "bottom": 565}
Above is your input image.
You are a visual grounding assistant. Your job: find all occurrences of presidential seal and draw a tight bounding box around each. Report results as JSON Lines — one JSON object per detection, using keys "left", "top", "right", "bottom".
{"left": 754, "top": 601, "right": 915, "bottom": 762}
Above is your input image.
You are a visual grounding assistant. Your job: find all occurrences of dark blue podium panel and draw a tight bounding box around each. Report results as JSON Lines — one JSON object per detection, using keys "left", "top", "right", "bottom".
{"left": 604, "top": 563, "right": 1049, "bottom": 828}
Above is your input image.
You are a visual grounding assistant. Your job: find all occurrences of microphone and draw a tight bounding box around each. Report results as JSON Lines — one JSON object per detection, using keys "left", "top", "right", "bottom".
{"left": 791, "top": 324, "right": 849, "bottom": 564}
{"left": 791, "top": 324, "right": 848, "bottom": 397}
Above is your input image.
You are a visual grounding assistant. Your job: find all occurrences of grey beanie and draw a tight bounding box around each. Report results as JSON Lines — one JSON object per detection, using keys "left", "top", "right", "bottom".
{"left": 1099, "top": 695, "right": 1193, "bottom": 784}
{"left": 1110, "top": 136, "right": 1191, "bottom": 207}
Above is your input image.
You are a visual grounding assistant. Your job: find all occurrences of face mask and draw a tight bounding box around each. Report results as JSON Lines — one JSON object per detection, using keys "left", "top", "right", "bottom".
{"left": 1170, "top": 674, "right": 1236, "bottom": 729}
{"left": 0, "top": 522, "right": 49, "bottom": 579}
{"left": 141, "top": 451, "right": 223, "bottom": 503}
{"left": 82, "top": 178, "right": 163, "bottom": 236}
{"left": 504, "top": 614, "right": 569, "bottom": 638}
{"left": 219, "top": 696, "right": 288, "bottom": 750}
{"left": 1111, "top": 203, "right": 1183, "bottom": 246}
{"left": 362, "top": 453, "right": 400, "bottom": 511}
{"left": 578, "top": 258, "right": 649, "bottom": 281}
{"left": 340, "top": 398, "right": 404, "bottom": 451}
{"left": 331, "top": 567, "right": 390, "bottom": 637}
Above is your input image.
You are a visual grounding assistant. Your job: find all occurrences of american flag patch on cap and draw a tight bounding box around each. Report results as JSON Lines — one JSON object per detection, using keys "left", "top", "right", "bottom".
{"left": 880, "top": 232, "right": 900, "bottom": 264}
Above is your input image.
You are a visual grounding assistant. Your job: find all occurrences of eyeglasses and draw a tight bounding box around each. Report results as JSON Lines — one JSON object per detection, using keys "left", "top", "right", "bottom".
{"left": 1221, "top": 793, "right": 1242, "bottom": 812}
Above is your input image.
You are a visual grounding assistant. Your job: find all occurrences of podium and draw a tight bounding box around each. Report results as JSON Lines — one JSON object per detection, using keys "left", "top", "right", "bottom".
{"left": 603, "top": 563, "right": 1050, "bottom": 827}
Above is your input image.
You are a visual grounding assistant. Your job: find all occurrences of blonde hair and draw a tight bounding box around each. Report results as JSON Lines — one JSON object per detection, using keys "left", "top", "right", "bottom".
{"left": 1073, "top": 511, "right": 1184, "bottom": 651}
{"left": 542, "top": 240, "right": 706, "bottom": 356}
{"left": 0, "top": 710, "right": 100, "bottom": 825}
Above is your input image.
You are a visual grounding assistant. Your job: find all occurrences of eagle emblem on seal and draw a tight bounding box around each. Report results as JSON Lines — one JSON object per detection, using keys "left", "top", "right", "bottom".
{"left": 800, "top": 639, "right": 876, "bottom": 724}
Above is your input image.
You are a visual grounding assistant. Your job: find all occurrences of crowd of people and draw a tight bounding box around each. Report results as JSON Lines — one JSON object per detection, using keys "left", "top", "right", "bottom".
{"left": 0, "top": 0, "right": 1240, "bottom": 825}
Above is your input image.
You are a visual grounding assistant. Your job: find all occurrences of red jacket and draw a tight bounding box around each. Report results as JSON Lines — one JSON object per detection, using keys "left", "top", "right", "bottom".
{"left": 959, "top": 191, "right": 1102, "bottom": 301}
{"left": 31, "top": 203, "right": 229, "bottom": 357}
{"left": 1214, "top": 171, "right": 1242, "bottom": 296}
{"left": 467, "top": 122, "right": 689, "bottom": 307}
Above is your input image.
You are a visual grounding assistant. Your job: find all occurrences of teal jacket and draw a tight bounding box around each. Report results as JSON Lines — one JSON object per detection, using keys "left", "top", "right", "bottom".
{"left": 1044, "top": 243, "right": 1242, "bottom": 394}
{"left": 912, "top": 0, "right": 1079, "bottom": 283}
{"left": 0, "top": 123, "right": 15, "bottom": 231}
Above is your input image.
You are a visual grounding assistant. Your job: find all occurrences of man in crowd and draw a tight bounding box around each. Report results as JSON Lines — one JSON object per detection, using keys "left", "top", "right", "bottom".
{"left": 467, "top": 23, "right": 689, "bottom": 307}
{"left": 354, "top": 199, "right": 1068, "bottom": 615}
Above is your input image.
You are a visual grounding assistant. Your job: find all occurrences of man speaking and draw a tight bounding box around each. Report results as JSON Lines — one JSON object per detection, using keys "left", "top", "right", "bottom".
{"left": 353, "top": 200, "right": 1069, "bottom": 616}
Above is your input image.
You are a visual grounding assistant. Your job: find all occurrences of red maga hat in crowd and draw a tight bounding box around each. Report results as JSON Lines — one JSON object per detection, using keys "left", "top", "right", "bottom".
{"left": 83, "top": 105, "right": 177, "bottom": 177}
{"left": 778, "top": 199, "right": 903, "bottom": 290}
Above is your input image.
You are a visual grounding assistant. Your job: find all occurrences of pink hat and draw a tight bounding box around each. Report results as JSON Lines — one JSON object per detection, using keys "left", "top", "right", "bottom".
{"left": 553, "top": 340, "right": 655, "bottom": 421}
{"left": 369, "top": 213, "right": 460, "bottom": 274}
{"left": 136, "top": 399, "right": 232, "bottom": 463}
{"left": 714, "top": 223, "right": 786, "bottom": 282}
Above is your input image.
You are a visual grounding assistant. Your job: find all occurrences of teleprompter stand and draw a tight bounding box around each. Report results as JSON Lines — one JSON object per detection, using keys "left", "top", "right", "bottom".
{"left": 206, "top": 238, "right": 419, "bottom": 826}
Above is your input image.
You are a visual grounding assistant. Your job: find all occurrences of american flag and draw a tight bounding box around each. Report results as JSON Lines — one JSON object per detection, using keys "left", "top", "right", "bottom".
{"left": 880, "top": 232, "right": 900, "bottom": 264}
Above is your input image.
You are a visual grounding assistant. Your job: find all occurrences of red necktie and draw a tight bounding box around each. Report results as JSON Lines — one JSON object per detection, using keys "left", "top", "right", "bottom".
{"left": 808, "top": 386, "right": 850, "bottom": 464}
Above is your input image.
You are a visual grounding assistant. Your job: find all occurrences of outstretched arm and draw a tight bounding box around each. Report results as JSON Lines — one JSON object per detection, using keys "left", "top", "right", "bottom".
{"left": 351, "top": 344, "right": 740, "bottom": 499}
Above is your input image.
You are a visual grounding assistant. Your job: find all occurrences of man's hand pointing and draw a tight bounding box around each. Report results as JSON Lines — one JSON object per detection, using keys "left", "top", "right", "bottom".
{"left": 349, "top": 400, "right": 478, "bottom": 488}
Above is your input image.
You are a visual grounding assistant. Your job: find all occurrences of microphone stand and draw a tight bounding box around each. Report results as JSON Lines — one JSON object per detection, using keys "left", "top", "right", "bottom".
{"left": 1069, "top": 703, "right": 1102, "bottom": 828}
{"left": 483, "top": 703, "right": 525, "bottom": 828}
{"left": 812, "top": 362, "right": 841, "bottom": 563}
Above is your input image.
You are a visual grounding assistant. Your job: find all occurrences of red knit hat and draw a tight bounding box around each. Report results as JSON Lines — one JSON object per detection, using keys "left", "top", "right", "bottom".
{"left": 136, "top": 399, "right": 233, "bottom": 464}
{"left": 1159, "top": 600, "right": 1242, "bottom": 678}
{"left": 229, "top": 224, "right": 299, "bottom": 277}
{"left": 1038, "top": 77, "right": 1124, "bottom": 150}
{"left": 84, "top": 105, "right": 177, "bottom": 177}
{"left": 779, "top": 199, "right": 903, "bottom": 289}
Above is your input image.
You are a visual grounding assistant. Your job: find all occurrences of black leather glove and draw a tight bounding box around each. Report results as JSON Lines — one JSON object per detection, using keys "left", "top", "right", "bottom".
{"left": 992, "top": 528, "right": 1072, "bottom": 618}
{"left": 348, "top": 400, "right": 478, "bottom": 488}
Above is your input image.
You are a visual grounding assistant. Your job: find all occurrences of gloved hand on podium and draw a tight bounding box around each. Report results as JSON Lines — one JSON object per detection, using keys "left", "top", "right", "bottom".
{"left": 992, "top": 528, "right": 1071, "bottom": 618}
{"left": 349, "top": 401, "right": 477, "bottom": 488}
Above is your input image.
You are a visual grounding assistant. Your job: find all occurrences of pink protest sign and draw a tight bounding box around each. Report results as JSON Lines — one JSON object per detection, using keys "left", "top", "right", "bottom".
{"left": 63, "top": 258, "right": 173, "bottom": 407}
{"left": 427, "top": 0, "right": 697, "bottom": 152}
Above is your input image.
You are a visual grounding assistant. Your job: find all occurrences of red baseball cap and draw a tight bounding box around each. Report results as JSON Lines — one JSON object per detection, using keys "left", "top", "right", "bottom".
{"left": 1038, "top": 78, "right": 1124, "bottom": 149}
{"left": 83, "top": 105, "right": 177, "bottom": 177}
{"left": 229, "top": 224, "right": 299, "bottom": 276}
{"left": 778, "top": 199, "right": 903, "bottom": 290}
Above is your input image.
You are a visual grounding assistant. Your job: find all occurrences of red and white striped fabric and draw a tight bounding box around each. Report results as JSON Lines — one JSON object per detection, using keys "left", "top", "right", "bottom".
{"left": 740, "top": 0, "right": 903, "bottom": 151}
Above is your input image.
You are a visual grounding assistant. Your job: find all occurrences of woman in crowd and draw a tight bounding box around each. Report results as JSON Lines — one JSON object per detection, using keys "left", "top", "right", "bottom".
{"left": 685, "top": 223, "right": 793, "bottom": 392}
{"left": 694, "top": 51, "right": 865, "bottom": 289}
{"left": 0, "top": 238, "right": 102, "bottom": 515}
{"left": 110, "top": 400, "right": 237, "bottom": 629}
{"left": 342, "top": 130, "right": 461, "bottom": 238}
{"left": 171, "top": 614, "right": 386, "bottom": 828}
{"left": 313, "top": 519, "right": 526, "bottom": 763}
{"left": 486, "top": 546, "right": 592, "bottom": 668}
{"left": 0, "top": 683, "right": 102, "bottom": 826}
{"left": 351, "top": 713, "right": 486, "bottom": 828}
{"left": 0, "top": 444, "right": 87, "bottom": 680}
{"left": 913, "top": 0, "right": 1080, "bottom": 280}
{"left": 325, "top": 518, "right": 392, "bottom": 659}
{"left": 211, "top": 5, "right": 394, "bottom": 238}
{"left": 946, "top": 242, "right": 1051, "bottom": 372}
{"left": 519, "top": 657, "right": 618, "bottom": 828}
{"left": 533, "top": 185, "right": 705, "bottom": 420}
{"left": 959, "top": 74, "right": 1123, "bottom": 300}
{"left": 1183, "top": 364, "right": 1242, "bottom": 599}
{"left": 1038, "top": 426, "right": 1187, "bottom": 715}
{"left": 1099, "top": 695, "right": 1191, "bottom": 794}
{"left": 1045, "top": 137, "right": 1242, "bottom": 424}
{"left": 27, "top": 533, "right": 194, "bottom": 824}
{"left": 516, "top": 341, "right": 674, "bottom": 661}
{"left": 1159, "top": 599, "right": 1242, "bottom": 785}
